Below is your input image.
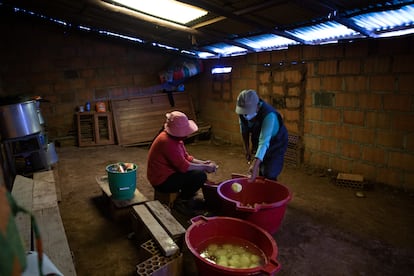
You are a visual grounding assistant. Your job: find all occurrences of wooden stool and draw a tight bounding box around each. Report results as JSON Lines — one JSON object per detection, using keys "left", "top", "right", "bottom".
{"left": 154, "top": 190, "right": 179, "bottom": 209}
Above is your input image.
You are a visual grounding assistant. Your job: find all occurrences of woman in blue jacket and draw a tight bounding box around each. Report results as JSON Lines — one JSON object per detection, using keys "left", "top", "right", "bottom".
{"left": 235, "top": 89, "right": 288, "bottom": 181}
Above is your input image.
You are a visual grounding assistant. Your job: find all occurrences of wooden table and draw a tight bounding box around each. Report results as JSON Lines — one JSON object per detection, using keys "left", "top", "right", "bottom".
{"left": 96, "top": 175, "right": 148, "bottom": 219}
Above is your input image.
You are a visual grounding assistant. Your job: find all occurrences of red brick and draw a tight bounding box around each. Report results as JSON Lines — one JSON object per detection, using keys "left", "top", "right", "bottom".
{"left": 392, "top": 114, "right": 414, "bottom": 132}
{"left": 335, "top": 93, "right": 357, "bottom": 107}
{"left": 344, "top": 41, "right": 370, "bottom": 57}
{"left": 352, "top": 128, "right": 376, "bottom": 144}
{"left": 306, "top": 63, "right": 316, "bottom": 77}
{"left": 343, "top": 110, "right": 364, "bottom": 126}
{"left": 392, "top": 55, "right": 414, "bottom": 73}
{"left": 310, "top": 123, "right": 331, "bottom": 136}
{"left": 322, "top": 76, "right": 343, "bottom": 91}
{"left": 257, "top": 52, "right": 271, "bottom": 64}
{"left": 310, "top": 152, "right": 331, "bottom": 168}
{"left": 376, "top": 168, "right": 402, "bottom": 187}
{"left": 272, "top": 84, "right": 284, "bottom": 96}
{"left": 362, "top": 146, "right": 386, "bottom": 164}
{"left": 240, "top": 65, "right": 256, "bottom": 78}
{"left": 306, "top": 107, "right": 322, "bottom": 120}
{"left": 285, "top": 70, "right": 303, "bottom": 83}
{"left": 406, "top": 133, "right": 414, "bottom": 151}
{"left": 351, "top": 162, "right": 378, "bottom": 181}
{"left": 340, "top": 142, "right": 361, "bottom": 159}
{"left": 258, "top": 71, "right": 271, "bottom": 83}
{"left": 318, "top": 60, "right": 338, "bottom": 75}
{"left": 388, "top": 152, "right": 414, "bottom": 171}
{"left": 344, "top": 76, "right": 368, "bottom": 92}
{"left": 376, "top": 130, "right": 405, "bottom": 149}
{"left": 363, "top": 57, "right": 392, "bottom": 73}
{"left": 285, "top": 121, "right": 299, "bottom": 134}
{"left": 320, "top": 44, "right": 344, "bottom": 58}
{"left": 284, "top": 109, "right": 300, "bottom": 121}
{"left": 272, "top": 71, "right": 284, "bottom": 82}
{"left": 358, "top": 94, "right": 382, "bottom": 110}
{"left": 365, "top": 112, "right": 391, "bottom": 129}
{"left": 320, "top": 138, "right": 338, "bottom": 154}
{"left": 303, "top": 45, "right": 320, "bottom": 60}
{"left": 246, "top": 78, "right": 257, "bottom": 89}
{"left": 398, "top": 75, "right": 414, "bottom": 92}
{"left": 383, "top": 95, "right": 412, "bottom": 111}
{"left": 339, "top": 59, "right": 361, "bottom": 74}
{"left": 271, "top": 50, "right": 287, "bottom": 62}
{"left": 404, "top": 173, "right": 414, "bottom": 191}
{"left": 286, "top": 45, "right": 302, "bottom": 60}
{"left": 258, "top": 85, "right": 270, "bottom": 96}
{"left": 370, "top": 75, "right": 396, "bottom": 92}
{"left": 287, "top": 86, "right": 301, "bottom": 97}
{"left": 331, "top": 125, "right": 352, "bottom": 140}
{"left": 286, "top": 97, "right": 301, "bottom": 109}
{"left": 304, "top": 136, "right": 320, "bottom": 151}
{"left": 306, "top": 77, "right": 321, "bottom": 91}
{"left": 322, "top": 109, "right": 341, "bottom": 123}
{"left": 330, "top": 156, "right": 352, "bottom": 172}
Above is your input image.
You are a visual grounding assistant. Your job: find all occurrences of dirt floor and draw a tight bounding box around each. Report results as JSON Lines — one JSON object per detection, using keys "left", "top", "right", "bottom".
{"left": 54, "top": 139, "right": 414, "bottom": 276}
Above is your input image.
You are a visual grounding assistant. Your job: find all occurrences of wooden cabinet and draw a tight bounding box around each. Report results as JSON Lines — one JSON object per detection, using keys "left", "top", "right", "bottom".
{"left": 76, "top": 112, "right": 114, "bottom": 146}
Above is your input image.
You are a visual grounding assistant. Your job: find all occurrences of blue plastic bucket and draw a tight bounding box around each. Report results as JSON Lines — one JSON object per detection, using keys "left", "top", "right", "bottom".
{"left": 106, "top": 163, "right": 137, "bottom": 200}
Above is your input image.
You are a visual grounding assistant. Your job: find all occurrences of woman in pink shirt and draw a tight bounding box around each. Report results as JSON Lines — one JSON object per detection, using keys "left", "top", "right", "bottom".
{"left": 147, "top": 111, "right": 217, "bottom": 214}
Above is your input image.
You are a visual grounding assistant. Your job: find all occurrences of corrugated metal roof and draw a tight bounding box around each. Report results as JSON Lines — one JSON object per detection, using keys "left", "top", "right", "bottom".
{"left": 2, "top": 0, "right": 414, "bottom": 59}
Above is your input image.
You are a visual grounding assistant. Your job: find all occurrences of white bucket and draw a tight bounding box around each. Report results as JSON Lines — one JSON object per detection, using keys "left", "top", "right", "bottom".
{"left": 46, "top": 142, "right": 59, "bottom": 166}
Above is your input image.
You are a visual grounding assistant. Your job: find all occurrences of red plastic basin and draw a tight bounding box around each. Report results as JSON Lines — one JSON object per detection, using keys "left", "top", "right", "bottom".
{"left": 217, "top": 177, "right": 292, "bottom": 234}
{"left": 185, "top": 216, "right": 281, "bottom": 276}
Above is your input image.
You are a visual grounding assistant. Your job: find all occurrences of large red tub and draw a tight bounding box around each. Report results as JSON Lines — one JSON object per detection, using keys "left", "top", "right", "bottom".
{"left": 217, "top": 177, "right": 292, "bottom": 234}
{"left": 185, "top": 216, "right": 281, "bottom": 276}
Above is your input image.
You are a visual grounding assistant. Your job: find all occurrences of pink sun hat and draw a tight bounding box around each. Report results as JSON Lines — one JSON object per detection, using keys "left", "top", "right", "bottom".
{"left": 164, "top": 111, "right": 198, "bottom": 137}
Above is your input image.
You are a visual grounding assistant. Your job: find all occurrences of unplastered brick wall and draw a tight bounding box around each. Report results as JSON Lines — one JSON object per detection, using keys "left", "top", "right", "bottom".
{"left": 198, "top": 36, "right": 414, "bottom": 191}
{"left": 0, "top": 17, "right": 176, "bottom": 140}
{"left": 303, "top": 37, "right": 414, "bottom": 191}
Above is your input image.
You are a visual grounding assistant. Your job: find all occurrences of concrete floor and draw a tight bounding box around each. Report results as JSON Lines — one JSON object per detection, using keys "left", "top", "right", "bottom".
{"left": 55, "top": 140, "right": 414, "bottom": 275}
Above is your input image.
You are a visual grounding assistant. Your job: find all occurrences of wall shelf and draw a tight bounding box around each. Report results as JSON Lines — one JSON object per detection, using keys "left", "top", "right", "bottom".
{"left": 76, "top": 112, "right": 114, "bottom": 147}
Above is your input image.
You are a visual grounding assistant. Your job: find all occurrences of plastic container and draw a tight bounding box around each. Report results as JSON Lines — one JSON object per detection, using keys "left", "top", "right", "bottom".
{"left": 201, "top": 182, "right": 221, "bottom": 212}
{"left": 217, "top": 177, "right": 291, "bottom": 234}
{"left": 95, "top": 102, "right": 106, "bottom": 112}
{"left": 46, "top": 142, "right": 59, "bottom": 166}
{"left": 106, "top": 163, "right": 137, "bottom": 200}
{"left": 185, "top": 216, "right": 281, "bottom": 276}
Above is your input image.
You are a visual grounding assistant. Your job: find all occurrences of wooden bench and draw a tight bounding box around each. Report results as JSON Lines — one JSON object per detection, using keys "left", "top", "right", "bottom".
{"left": 132, "top": 200, "right": 185, "bottom": 275}
{"left": 131, "top": 200, "right": 186, "bottom": 257}
{"left": 12, "top": 171, "right": 76, "bottom": 276}
{"left": 96, "top": 175, "right": 148, "bottom": 220}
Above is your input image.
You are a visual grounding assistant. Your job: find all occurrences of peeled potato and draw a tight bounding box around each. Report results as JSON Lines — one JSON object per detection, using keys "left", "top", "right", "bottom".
{"left": 231, "top": 182, "right": 243, "bottom": 193}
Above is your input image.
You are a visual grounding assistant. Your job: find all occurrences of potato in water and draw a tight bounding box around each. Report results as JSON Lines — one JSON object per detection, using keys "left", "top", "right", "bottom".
{"left": 200, "top": 242, "right": 264, "bottom": 269}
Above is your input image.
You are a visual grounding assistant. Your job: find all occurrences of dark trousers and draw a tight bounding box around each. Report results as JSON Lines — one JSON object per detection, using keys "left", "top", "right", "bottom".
{"left": 154, "top": 170, "right": 206, "bottom": 200}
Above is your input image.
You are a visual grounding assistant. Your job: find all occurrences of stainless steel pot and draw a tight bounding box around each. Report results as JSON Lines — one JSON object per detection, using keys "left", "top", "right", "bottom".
{"left": 0, "top": 100, "right": 41, "bottom": 139}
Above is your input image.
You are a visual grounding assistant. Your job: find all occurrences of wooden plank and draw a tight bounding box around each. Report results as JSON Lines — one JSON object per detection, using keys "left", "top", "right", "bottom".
{"left": 132, "top": 205, "right": 179, "bottom": 257}
{"left": 33, "top": 170, "right": 55, "bottom": 183}
{"left": 11, "top": 175, "right": 34, "bottom": 251}
{"left": 111, "top": 92, "right": 196, "bottom": 146}
{"left": 95, "top": 175, "right": 148, "bottom": 208}
{"left": 33, "top": 206, "right": 77, "bottom": 276}
{"left": 145, "top": 200, "right": 186, "bottom": 240}
{"left": 337, "top": 173, "right": 364, "bottom": 182}
{"left": 33, "top": 171, "right": 58, "bottom": 211}
{"left": 52, "top": 164, "right": 62, "bottom": 202}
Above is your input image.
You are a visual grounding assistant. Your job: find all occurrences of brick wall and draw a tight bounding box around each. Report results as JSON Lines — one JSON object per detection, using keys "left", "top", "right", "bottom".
{"left": 0, "top": 17, "right": 176, "bottom": 139}
{"left": 198, "top": 36, "right": 414, "bottom": 191}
